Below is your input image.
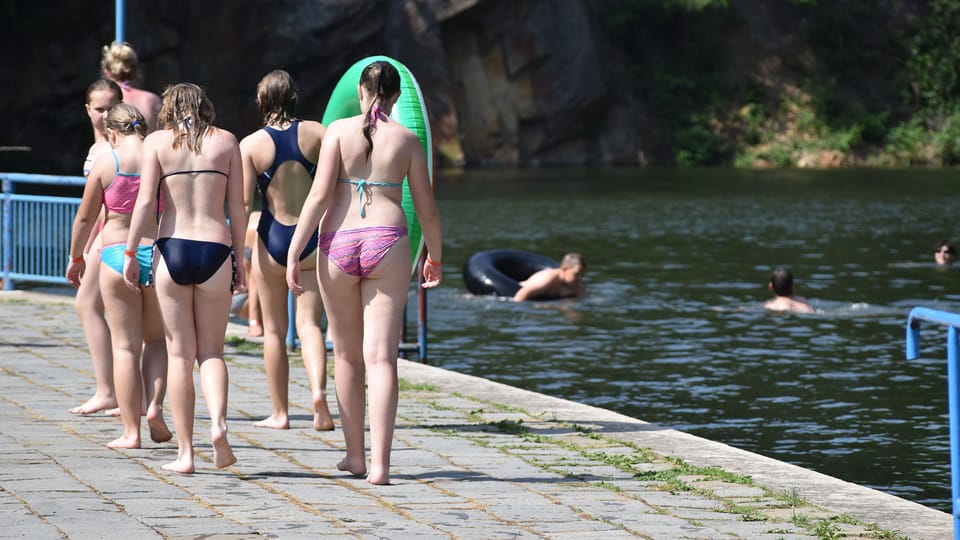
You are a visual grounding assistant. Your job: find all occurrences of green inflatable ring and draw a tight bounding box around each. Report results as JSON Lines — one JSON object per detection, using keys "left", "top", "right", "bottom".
{"left": 321, "top": 55, "right": 433, "bottom": 278}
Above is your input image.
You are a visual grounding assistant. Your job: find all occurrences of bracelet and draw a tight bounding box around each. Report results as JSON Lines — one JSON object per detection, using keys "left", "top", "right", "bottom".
{"left": 124, "top": 248, "right": 137, "bottom": 258}
{"left": 71, "top": 256, "right": 84, "bottom": 264}
{"left": 425, "top": 255, "right": 441, "bottom": 267}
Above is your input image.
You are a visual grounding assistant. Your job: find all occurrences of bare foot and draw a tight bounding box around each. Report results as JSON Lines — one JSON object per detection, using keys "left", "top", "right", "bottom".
{"left": 313, "top": 398, "right": 334, "bottom": 431}
{"left": 366, "top": 465, "right": 390, "bottom": 485}
{"left": 162, "top": 455, "right": 195, "bottom": 474}
{"left": 69, "top": 396, "right": 118, "bottom": 415}
{"left": 103, "top": 407, "right": 121, "bottom": 417}
{"left": 337, "top": 457, "right": 366, "bottom": 478}
{"left": 247, "top": 320, "right": 263, "bottom": 338}
{"left": 146, "top": 409, "right": 172, "bottom": 443}
{"left": 211, "top": 425, "right": 237, "bottom": 469}
{"left": 107, "top": 434, "right": 140, "bottom": 449}
{"left": 252, "top": 415, "right": 289, "bottom": 429}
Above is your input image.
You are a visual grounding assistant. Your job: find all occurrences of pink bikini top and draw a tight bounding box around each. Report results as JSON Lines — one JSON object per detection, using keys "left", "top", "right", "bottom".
{"left": 103, "top": 150, "right": 163, "bottom": 214}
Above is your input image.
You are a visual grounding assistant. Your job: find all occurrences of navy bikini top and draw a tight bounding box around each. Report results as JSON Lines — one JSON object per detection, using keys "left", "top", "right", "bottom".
{"left": 257, "top": 121, "right": 316, "bottom": 194}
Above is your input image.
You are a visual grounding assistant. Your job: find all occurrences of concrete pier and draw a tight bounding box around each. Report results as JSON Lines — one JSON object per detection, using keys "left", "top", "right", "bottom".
{"left": 0, "top": 290, "right": 951, "bottom": 539}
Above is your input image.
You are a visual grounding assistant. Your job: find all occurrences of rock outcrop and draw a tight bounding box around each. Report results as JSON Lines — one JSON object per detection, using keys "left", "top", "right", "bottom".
{"left": 0, "top": 0, "right": 641, "bottom": 175}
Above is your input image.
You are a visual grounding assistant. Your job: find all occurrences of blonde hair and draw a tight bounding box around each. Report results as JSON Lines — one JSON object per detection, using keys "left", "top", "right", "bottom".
{"left": 561, "top": 253, "right": 585, "bottom": 269}
{"left": 159, "top": 83, "right": 216, "bottom": 152}
{"left": 101, "top": 42, "right": 141, "bottom": 85}
{"left": 105, "top": 103, "right": 147, "bottom": 139}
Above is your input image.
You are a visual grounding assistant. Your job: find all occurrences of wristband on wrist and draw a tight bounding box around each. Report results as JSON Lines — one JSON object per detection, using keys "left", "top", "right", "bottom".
{"left": 71, "top": 255, "right": 84, "bottom": 264}
{"left": 425, "top": 255, "right": 441, "bottom": 267}
{"left": 124, "top": 248, "right": 137, "bottom": 258}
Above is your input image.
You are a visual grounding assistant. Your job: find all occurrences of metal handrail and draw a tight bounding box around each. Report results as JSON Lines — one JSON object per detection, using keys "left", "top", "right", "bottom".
{"left": 906, "top": 306, "right": 960, "bottom": 539}
{"left": 2, "top": 172, "right": 86, "bottom": 290}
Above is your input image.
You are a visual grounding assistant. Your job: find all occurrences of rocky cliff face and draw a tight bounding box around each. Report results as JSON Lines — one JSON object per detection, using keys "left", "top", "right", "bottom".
{"left": 1, "top": 0, "right": 640, "bottom": 175}
{"left": 0, "top": 1, "right": 926, "bottom": 174}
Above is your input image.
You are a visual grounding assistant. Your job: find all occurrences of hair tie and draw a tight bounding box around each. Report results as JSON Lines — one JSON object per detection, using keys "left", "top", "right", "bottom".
{"left": 130, "top": 119, "right": 140, "bottom": 127}
{"left": 182, "top": 116, "right": 192, "bottom": 129}
{"left": 370, "top": 104, "right": 384, "bottom": 127}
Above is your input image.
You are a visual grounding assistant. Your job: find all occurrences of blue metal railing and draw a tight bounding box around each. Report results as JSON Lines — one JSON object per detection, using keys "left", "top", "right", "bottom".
{"left": 2, "top": 171, "right": 430, "bottom": 361}
{"left": 286, "top": 256, "right": 430, "bottom": 362}
{"left": 905, "top": 307, "right": 960, "bottom": 539}
{"left": 2, "top": 173, "right": 86, "bottom": 290}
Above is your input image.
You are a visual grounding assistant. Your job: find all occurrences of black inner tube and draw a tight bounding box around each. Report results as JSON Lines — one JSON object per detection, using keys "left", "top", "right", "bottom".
{"left": 462, "top": 249, "right": 559, "bottom": 297}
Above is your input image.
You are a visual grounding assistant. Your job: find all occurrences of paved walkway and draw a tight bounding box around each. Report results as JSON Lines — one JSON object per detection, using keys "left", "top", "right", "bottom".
{"left": 0, "top": 290, "right": 951, "bottom": 539}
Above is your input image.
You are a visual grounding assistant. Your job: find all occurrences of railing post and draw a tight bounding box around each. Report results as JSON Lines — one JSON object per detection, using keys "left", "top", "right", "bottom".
{"left": 906, "top": 307, "right": 960, "bottom": 539}
{"left": 950, "top": 326, "right": 960, "bottom": 531}
{"left": 2, "top": 176, "right": 13, "bottom": 290}
{"left": 115, "top": 0, "right": 125, "bottom": 43}
{"left": 417, "top": 254, "right": 428, "bottom": 363}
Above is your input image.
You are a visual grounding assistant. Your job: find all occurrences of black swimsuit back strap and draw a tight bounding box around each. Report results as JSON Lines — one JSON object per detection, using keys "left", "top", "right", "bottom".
{"left": 160, "top": 169, "right": 228, "bottom": 180}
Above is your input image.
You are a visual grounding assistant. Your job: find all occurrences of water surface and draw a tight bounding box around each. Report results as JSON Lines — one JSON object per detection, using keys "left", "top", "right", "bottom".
{"left": 421, "top": 167, "right": 959, "bottom": 511}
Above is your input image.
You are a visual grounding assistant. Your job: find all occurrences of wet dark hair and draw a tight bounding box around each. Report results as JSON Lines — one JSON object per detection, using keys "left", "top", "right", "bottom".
{"left": 769, "top": 267, "right": 795, "bottom": 297}
{"left": 159, "top": 83, "right": 215, "bottom": 152}
{"left": 86, "top": 79, "right": 122, "bottom": 104}
{"left": 359, "top": 60, "right": 400, "bottom": 160}
{"left": 256, "top": 69, "right": 297, "bottom": 126}
{"left": 934, "top": 239, "right": 957, "bottom": 255}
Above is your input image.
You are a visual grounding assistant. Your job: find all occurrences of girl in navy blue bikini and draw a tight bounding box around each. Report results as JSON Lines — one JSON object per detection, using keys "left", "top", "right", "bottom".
{"left": 239, "top": 69, "right": 333, "bottom": 432}
{"left": 123, "top": 83, "right": 247, "bottom": 474}
{"left": 287, "top": 61, "right": 443, "bottom": 485}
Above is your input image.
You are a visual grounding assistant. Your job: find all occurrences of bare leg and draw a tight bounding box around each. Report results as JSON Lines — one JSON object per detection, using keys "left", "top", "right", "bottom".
{"left": 155, "top": 264, "right": 198, "bottom": 474}
{"left": 195, "top": 259, "right": 236, "bottom": 469}
{"left": 246, "top": 248, "right": 263, "bottom": 337}
{"left": 359, "top": 240, "right": 410, "bottom": 485}
{"left": 100, "top": 262, "right": 143, "bottom": 449}
{"left": 245, "top": 216, "right": 263, "bottom": 338}
{"left": 71, "top": 236, "right": 117, "bottom": 415}
{"left": 252, "top": 243, "right": 290, "bottom": 429}
{"left": 296, "top": 260, "right": 333, "bottom": 431}
{"left": 142, "top": 286, "right": 171, "bottom": 443}
{"left": 317, "top": 255, "right": 366, "bottom": 477}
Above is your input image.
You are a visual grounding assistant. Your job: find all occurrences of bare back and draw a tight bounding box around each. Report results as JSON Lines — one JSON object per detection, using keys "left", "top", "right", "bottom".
{"left": 120, "top": 86, "right": 162, "bottom": 133}
{"left": 241, "top": 120, "right": 324, "bottom": 225}
{"left": 147, "top": 128, "right": 240, "bottom": 244}
{"left": 320, "top": 116, "right": 421, "bottom": 232}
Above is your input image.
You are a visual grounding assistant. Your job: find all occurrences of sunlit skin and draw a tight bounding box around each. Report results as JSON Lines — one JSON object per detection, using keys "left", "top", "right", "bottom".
{"left": 67, "top": 106, "right": 171, "bottom": 449}
{"left": 935, "top": 246, "right": 956, "bottom": 266}
{"left": 513, "top": 261, "right": 587, "bottom": 302}
{"left": 85, "top": 90, "right": 116, "bottom": 141}
{"left": 286, "top": 62, "right": 442, "bottom": 485}
{"left": 122, "top": 84, "right": 245, "bottom": 474}
{"left": 70, "top": 86, "right": 122, "bottom": 416}
{"left": 239, "top": 70, "right": 333, "bottom": 432}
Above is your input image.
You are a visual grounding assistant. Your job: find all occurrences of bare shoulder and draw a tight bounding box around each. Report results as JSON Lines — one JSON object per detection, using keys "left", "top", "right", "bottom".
{"left": 239, "top": 127, "right": 269, "bottom": 149}
{"left": 325, "top": 117, "right": 355, "bottom": 138}
{"left": 216, "top": 126, "right": 239, "bottom": 143}
{"left": 300, "top": 119, "right": 326, "bottom": 135}
{"left": 144, "top": 129, "right": 173, "bottom": 147}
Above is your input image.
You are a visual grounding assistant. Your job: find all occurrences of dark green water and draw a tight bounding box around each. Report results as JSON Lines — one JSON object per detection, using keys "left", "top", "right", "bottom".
{"left": 422, "top": 166, "right": 959, "bottom": 512}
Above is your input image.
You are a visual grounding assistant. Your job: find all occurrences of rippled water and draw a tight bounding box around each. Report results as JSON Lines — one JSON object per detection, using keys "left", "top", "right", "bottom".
{"left": 420, "top": 166, "right": 960, "bottom": 511}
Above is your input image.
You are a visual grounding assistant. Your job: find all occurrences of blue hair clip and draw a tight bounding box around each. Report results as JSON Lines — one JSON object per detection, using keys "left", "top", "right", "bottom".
{"left": 130, "top": 119, "right": 140, "bottom": 127}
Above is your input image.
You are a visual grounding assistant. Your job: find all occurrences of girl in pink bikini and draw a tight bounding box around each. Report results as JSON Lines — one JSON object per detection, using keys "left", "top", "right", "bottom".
{"left": 67, "top": 103, "right": 171, "bottom": 448}
{"left": 287, "top": 60, "right": 443, "bottom": 485}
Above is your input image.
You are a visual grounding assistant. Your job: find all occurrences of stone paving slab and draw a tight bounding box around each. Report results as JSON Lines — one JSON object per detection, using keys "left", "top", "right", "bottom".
{"left": 0, "top": 290, "right": 953, "bottom": 539}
